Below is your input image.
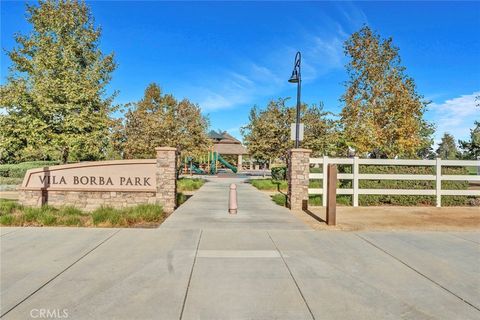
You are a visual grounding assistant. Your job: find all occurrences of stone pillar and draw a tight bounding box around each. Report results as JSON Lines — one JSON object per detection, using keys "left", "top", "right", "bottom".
{"left": 237, "top": 154, "right": 243, "bottom": 171}
{"left": 287, "top": 148, "right": 312, "bottom": 211}
{"left": 155, "top": 147, "right": 177, "bottom": 213}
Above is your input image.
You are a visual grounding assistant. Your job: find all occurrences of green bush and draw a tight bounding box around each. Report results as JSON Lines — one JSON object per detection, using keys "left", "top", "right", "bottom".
{"left": 0, "top": 177, "right": 23, "bottom": 185}
{"left": 123, "top": 204, "right": 163, "bottom": 223}
{"left": 0, "top": 199, "right": 22, "bottom": 214}
{"left": 91, "top": 206, "right": 118, "bottom": 225}
{"left": 311, "top": 165, "right": 476, "bottom": 206}
{"left": 0, "top": 161, "right": 60, "bottom": 178}
{"left": 0, "top": 215, "right": 15, "bottom": 225}
{"left": 271, "top": 166, "right": 287, "bottom": 181}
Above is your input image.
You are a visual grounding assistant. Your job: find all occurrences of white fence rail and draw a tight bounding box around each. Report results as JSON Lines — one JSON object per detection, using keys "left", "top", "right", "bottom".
{"left": 308, "top": 156, "right": 480, "bottom": 207}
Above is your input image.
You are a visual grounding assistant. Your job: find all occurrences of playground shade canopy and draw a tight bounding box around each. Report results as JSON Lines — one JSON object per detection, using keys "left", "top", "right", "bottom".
{"left": 208, "top": 130, "right": 248, "bottom": 155}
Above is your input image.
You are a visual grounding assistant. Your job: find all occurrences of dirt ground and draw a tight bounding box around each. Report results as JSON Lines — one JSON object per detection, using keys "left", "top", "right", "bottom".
{"left": 293, "top": 206, "right": 480, "bottom": 231}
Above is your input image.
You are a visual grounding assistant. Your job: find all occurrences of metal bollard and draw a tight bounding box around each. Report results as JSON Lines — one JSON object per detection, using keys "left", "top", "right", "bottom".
{"left": 229, "top": 183, "right": 238, "bottom": 214}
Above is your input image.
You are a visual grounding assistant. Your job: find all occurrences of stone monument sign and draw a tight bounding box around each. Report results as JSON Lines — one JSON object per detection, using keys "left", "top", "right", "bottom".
{"left": 19, "top": 147, "right": 178, "bottom": 212}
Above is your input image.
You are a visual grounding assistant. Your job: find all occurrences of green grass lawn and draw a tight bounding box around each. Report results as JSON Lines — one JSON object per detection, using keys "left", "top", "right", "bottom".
{"left": 176, "top": 177, "right": 206, "bottom": 206}
{"left": 0, "top": 199, "right": 165, "bottom": 227}
{"left": 250, "top": 178, "right": 321, "bottom": 191}
{"left": 177, "top": 177, "right": 205, "bottom": 192}
{"left": 270, "top": 194, "right": 324, "bottom": 207}
{"left": 250, "top": 179, "right": 288, "bottom": 191}
{"left": 270, "top": 193, "right": 351, "bottom": 207}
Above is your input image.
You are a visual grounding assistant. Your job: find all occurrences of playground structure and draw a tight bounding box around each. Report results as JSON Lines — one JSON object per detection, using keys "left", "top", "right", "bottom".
{"left": 184, "top": 152, "right": 237, "bottom": 175}
{"left": 183, "top": 130, "right": 248, "bottom": 175}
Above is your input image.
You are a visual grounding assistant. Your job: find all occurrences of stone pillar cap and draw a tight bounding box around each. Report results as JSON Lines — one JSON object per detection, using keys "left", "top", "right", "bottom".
{"left": 155, "top": 147, "right": 177, "bottom": 151}
{"left": 290, "top": 148, "right": 312, "bottom": 153}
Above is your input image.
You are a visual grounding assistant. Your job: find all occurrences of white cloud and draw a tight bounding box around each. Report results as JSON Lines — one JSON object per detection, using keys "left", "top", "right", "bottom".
{"left": 184, "top": 3, "right": 366, "bottom": 112}
{"left": 427, "top": 91, "right": 480, "bottom": 146}
{"left": 193, "top": 32, "right": 346, "bottom": 112}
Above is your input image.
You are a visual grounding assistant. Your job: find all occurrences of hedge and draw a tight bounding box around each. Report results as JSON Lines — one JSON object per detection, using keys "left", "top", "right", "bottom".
{"left": 308, "top": 165, "right": 478, "bottom": 206}
{"left": 0, "top": 161, "right": 60, "bottom": 179}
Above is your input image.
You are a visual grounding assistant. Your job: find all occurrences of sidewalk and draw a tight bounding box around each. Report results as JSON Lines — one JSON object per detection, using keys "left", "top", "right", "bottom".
{"left": 1, "top": 178, "right": 479, "bottom": 319}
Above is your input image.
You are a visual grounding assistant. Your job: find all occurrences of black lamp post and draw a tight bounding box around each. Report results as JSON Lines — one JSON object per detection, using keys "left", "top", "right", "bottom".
{"left": 288, "top": 51, "right": 301, "bottom": 148}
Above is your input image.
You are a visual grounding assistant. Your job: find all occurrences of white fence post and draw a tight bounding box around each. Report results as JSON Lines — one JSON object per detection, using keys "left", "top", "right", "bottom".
{"left": 322, "top": 155, "right": 328, "bottom": 207}
{"left": 353, "top": 156, "right": 359, "bottom": 207}
{"left": 436, "top": 157, "right": 442, "bottom": 207}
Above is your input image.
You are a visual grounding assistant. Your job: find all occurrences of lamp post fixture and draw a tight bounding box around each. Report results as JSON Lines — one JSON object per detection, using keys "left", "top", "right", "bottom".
{"left": 288, "top": 51, "right": 302, "bottom": 148}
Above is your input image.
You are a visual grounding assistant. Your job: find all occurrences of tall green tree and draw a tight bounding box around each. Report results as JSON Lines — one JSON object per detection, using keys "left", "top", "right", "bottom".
{"left": 436, "top": 133, "right": 459, "bottom": 159}
{"left": 241, "top": 98, "right": 339, "bottom": 161}
{"left": 340, "top": 26, "right": 434, "bottom": 158}
{"left": 241, "top": 98, "right": 293, "bottom": 162}
{"left": 302, "top": 103, "right": 342, "bottom": 157}
{"left": 124, "top": 83, "right": 211, "bottom": 160}
{"left": 458, "top": 101, "right": 479, "bottom": 159}
{"left": 0, "top": 0, "right": 116, "bottom": 164}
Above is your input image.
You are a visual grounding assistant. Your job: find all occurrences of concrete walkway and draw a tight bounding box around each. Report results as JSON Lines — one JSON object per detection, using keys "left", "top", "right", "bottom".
{"left": 1, "top": 178, "right": 479, "bottom": 319}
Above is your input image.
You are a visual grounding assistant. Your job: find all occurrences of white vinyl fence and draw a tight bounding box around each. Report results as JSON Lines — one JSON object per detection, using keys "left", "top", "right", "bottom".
{"left": 308, "top": 157, "right": 480, "bottom": 207}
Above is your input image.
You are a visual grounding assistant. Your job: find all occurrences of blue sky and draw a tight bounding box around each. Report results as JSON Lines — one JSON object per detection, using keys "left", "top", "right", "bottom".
{"left": 1, "top": 1, "right": 479, "bottom": 146}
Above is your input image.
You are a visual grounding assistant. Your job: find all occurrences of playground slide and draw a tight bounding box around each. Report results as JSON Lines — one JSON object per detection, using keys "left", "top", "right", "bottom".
{"left": 191, "top": 163, "right": 206, "bottom": 174}
{"left": 217, "top": 154, "right": 238, "bottom": 173}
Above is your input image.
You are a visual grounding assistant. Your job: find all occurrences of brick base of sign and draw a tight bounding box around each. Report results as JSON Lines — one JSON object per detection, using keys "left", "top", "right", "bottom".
{"left": 19, "top": 190, "right": 157, "bottom": 212}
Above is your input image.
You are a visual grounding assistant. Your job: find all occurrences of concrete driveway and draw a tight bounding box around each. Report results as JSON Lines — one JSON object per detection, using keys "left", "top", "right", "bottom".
{"left": 1, "top": 178, "right": 479, "bottom": 319}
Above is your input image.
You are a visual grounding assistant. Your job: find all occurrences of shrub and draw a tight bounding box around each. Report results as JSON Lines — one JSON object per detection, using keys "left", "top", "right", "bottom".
{"left": 40, "top": 214, "right": 58, "bottom": 226}
{"left": 0, "top": 199, "right": 22, "bottom": 214}
{"left": 0, "top": 177, "right": 24, "bottom": 185}
{"left": 59, "top": 206, "right": 85, "bottom": 216}
{"left": 0, "top": 203, "right": 165, "bottom": 227}
{"left": 64, "top": 216, "right": 83, "bottom": 227}
{"left": 124, "top": 204, "right": 163, "bottom": 223}
{"left": 91, "top": 206, "right": 118, "bottom": 225}
{"left": 271, "top": 166, "right": 287, "bottom": 181}
{"left": 0, "top": 161, "right": 60, "bottom": 178}
{"left": 308, "top": 164, "right": 476, "bottom": 206}
{"left": 0, "top": 215, "right": 14, "bottom": 225}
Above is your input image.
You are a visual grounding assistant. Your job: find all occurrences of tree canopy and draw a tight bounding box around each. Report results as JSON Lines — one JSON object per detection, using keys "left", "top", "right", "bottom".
{"left": 340, "top": 26, "right": 434, "bottom": 158}
{"left": 0, "top": 0, "right": 116, "bottom": 164}
{"left": 458, "top": 100, "right": 479, "bottom": 159}
{"left": 241, "top": 98, "right": 339, "bottom": 161}
{"left": 123, "top": 83, "right": 211, "bottom": 159}
{"left": 436, "top": 133, "right": 459, "bottom": 159}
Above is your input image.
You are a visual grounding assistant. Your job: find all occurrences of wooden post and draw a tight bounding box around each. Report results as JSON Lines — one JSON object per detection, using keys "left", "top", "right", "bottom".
{"left": 326, "top": 164, "right": 337, "bottom": 226}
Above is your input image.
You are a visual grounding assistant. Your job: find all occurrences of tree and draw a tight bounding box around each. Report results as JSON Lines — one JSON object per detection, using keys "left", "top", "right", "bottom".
{"left": 241, "top": 98, "right": 339, "bottom": 161}
{"left": 436, "top": 133, "right": 459, "bottom": 159}
{"left": 0, "top": 0, "right": 116, "bottom": 164}
{"left": 458, "top": 101, "right": 479, "bottom": 159}
{"left": 241, "top": 98, "right": 293, "bottom": 162}
{"left": 302, "top": 103, "right": 342, "bottom": 157}
{"left": 124, "top": 83, "right": 211, "bottom": 159}
{"left": 340, "top": 26, "right": 434, "bottom": 159}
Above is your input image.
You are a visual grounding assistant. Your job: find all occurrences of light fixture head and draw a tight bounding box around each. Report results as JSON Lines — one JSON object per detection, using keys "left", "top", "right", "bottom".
{"left": 288, "top": 69, "right": 299, "bottom": 83}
